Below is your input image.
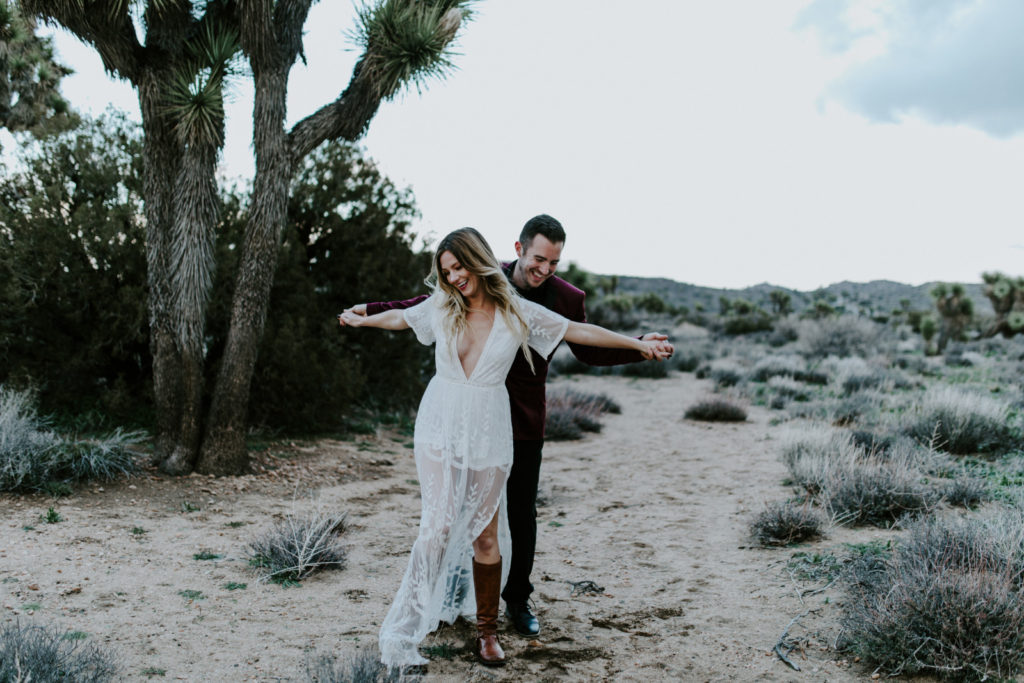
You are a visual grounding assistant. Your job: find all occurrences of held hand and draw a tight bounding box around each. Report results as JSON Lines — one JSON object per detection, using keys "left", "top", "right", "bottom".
{"left": 641, "top": 332, "right": 669, "bottom": 343}
{"left": 338, "top": 310, "right": 365, "bottom": 328}
{"left": 336, "top": 304, "right": 367, "bottom": 327}
{"left": 651, "top": 340, "right": 674, "bottom": 361}
{"left": 638, "top": 340, "right": 660, "bottom": 361}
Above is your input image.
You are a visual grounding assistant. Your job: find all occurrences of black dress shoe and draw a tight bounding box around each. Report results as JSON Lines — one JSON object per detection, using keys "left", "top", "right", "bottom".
{"left": 505, "top": 601, "right": 541, "bottom": 636}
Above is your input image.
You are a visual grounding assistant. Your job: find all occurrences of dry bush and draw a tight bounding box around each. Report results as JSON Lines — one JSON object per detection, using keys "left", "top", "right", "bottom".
{"left": 767, "top": 376, "right": 811, "bottom": 401}
{"left": 797, "top": 316, "right": 881, "bottom": 359}
{"left": 0, "top": 621, "right": 118, "bottom": 682}
{"left": 841, "top": 512, "right": 1024, "bottom": 681}
{"left": 779, "top": 428, "right": 936, "bottom": 526}
{"left": 820, "top": 451, "right": 937, "bottom": 527}
{"left": 749, "top": 354, "right": 804, "bottom": 382}
{"left": 305, "top": 648, "right": 405, "bottom": 682}
{"left": 0, "top": 386, "right": 141, "bottom": 492}
{"left": 684, "top": 398, "right": 747, "bottom": 422}
{"left": 248, "top": 508, "right": 348, "bottom": 584}
{"left": 545, "top": 387, "right": 620, "bottom": 440}
{"left": 750, "top": 501, "right": 824, "bottom": 547}
{"left": 778, "top": 427, "right": 861, "bottom": 495}
{"left": 902, "top": 386, "right": 1019, "bottom": 455}
{"left": 942, "top": 476, "right": 990, "bottom": 509}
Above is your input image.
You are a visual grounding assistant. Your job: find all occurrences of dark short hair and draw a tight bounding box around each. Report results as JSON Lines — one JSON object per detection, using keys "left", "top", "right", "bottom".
{"left": 520, "top": 214, "right": 566, "bottom": 248}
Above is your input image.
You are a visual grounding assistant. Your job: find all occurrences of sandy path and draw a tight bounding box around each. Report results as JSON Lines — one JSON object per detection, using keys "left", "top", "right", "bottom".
{"left": 0, "top": 371, "right": 869, "bottom": 681}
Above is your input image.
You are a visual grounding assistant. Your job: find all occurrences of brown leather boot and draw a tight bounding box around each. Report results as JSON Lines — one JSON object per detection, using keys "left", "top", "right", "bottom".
{"left": 473, "top": 557, "right": 506, "bottom": 666}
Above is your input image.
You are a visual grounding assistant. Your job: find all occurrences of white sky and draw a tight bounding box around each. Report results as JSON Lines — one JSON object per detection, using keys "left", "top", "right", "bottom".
{"left": 37, "top": 0, "right": 1024, "bottom": 290}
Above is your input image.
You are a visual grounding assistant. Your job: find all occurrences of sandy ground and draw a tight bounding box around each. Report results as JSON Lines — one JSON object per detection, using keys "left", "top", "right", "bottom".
{"left": 0, "top": 371, "right": 903, "bottom": 682}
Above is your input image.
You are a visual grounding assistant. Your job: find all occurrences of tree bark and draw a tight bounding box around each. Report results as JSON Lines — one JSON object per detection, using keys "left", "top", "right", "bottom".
{"left": 138, "top": 74, "right": 185, "bottom": 468}
{"left": 197, "top": 64, "right": 291, "bottom": 474}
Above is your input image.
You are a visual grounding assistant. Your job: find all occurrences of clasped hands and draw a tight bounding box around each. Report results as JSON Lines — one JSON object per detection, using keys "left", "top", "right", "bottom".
{"left": 640, "top": 333, "right": 674, "bottom": 362}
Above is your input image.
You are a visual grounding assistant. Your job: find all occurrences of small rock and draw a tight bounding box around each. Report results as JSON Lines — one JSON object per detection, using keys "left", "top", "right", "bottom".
{"left": 27, "top": 584, "right": 39, "bottom": 591}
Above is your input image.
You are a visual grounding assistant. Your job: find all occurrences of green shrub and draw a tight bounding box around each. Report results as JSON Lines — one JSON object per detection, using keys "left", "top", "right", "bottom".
{"left": 749, "top": 354, "right": 804, "bottom": 382}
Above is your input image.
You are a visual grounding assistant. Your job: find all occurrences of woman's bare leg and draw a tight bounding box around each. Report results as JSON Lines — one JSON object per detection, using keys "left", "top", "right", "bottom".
{"left": 473, "top": 510, "right": 501, "bottom": 564}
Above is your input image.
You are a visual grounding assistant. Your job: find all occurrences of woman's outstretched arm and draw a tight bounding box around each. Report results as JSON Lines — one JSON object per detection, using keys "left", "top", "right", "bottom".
{"left": 563, "top": 321, "right": 665, "bottom": 360}
{"left": 338, "top": 309, "right": 409, "bottom": 331}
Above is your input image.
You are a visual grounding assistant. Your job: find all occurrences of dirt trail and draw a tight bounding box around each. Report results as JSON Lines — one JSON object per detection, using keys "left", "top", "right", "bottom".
{"left": 1, "top": 372, "right": 870, "bottom": 681}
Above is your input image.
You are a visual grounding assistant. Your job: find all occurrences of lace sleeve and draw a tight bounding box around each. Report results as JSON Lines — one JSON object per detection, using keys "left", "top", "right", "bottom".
{"left": 521, "top": 298, "right": 569, "bottom": 358}
{"left": 403, "top": 295, "right": 437, "bottom": 346}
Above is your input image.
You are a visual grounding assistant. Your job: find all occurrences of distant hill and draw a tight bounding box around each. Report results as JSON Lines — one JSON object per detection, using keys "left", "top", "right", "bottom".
{"left": 610, "top": 275, "right": 992, "bottom": 316}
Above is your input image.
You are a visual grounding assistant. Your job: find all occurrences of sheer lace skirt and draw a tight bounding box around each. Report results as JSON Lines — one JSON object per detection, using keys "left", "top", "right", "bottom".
{"left": 378, "top": 448, "right": 511, "bottom": 668}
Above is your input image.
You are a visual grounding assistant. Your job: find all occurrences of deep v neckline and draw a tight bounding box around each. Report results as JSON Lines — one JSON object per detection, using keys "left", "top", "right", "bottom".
{"left": 458, "top": 312, "right": 500, "bottom": 381}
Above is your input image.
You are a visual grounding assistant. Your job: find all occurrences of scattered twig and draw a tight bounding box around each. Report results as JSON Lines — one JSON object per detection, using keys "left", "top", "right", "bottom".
{"left": 773, "top": 608, "right": 817, "bottom": 671}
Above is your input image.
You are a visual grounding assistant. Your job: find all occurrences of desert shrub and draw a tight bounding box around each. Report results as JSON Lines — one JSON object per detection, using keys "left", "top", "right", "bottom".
{"left": 902, "top": 387, "right": 1020, "bottom": 455}
{"left": 847, "top": 430, "right": 893, "bottom": 455}
{"left": 684, "top": 398, "right": 747, "bottom": 422}
{"left": 798, "top": 316, "right": 881, "bottom": 359}
{"left": 708, "top": 361, "right": 743, "bottom": 388}
{"left": 305, "top": 648, "right": 403, "bottom": 682}
{"left": 248, "top": 508, "right": 348, "bottom": 584}
{"left": 721, "top": 311, "right": 774, "bottom": 335}
{"left": 841, "top": 512, "right": 1024, "bottom": 680}
{"left": 769, "top": 395, "right": 787, "bottom": 410}
{"left": 0, "top": 621, "right": 118, "bottom": 682}
{"left": 750, "top": 501, "right": 824, "bottom": 547}
{"left": 779, "top": 427, "right": 862, "bottom": 495}
{"left": 766, "top": 317, "right": 801, "bottom": 347}
{"left": 672, "top": 352, "right": 702, "bottom": 372}
{"left": 767, "top": 376, "right": 811, "bottom": 401}
{"left": 829, "top": 393, "right": 877, "bottom": 426}
{"left": 545, "top": 388, "right": 619, "bottom": 440}
{"left": 820, "top": 453, "right": 937, "bottom": 527}
{"left": 943, "top": 476, "right": 990, "bottom": 509}
{"left": 794, "top": 368, "right": 829, "bottom": 385}
{"left": 0, "top": 387, "right": 142, "bottom": 492}
{"left": 749, "top": 354, "right": 804, "bottom": 382}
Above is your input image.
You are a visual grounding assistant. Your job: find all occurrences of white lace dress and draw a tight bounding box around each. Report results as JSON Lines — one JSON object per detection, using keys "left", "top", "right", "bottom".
{"left": 378, "top": 294, "right": 569, "bottom": 668}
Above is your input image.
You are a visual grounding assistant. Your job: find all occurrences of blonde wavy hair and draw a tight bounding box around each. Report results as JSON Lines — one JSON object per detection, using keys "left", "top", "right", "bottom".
{"left": 427, "top": 227, "right": 535, "bottom": 373}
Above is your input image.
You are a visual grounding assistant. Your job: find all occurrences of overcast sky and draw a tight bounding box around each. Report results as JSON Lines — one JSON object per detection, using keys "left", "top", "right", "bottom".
{"left": 38, "top": 0, "right": 1024, "bottom": 290}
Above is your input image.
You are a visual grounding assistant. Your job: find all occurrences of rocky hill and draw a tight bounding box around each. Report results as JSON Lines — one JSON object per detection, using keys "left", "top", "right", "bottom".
{"left": 611, "top": 275, "right": 992, "bottom": 316}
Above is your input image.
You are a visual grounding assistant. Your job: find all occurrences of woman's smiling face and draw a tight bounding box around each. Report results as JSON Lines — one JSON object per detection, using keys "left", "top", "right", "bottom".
{"left": 439, "top": 250, "right": 480, "bottom": 299}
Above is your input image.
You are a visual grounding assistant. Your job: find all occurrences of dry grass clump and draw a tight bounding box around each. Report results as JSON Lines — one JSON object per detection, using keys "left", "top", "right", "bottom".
{"left": 750, "top": 501, "right": 824, "bottom": 547}
{"left": 767, "top": 376, "right": 811, "bottom": 401}
{"left": 684, "top": 398, "right": 747, "bottom": 422}
{"left": 779, "top": 428, "right": 936, "bottom": 527}
{"left": 697, "top": 360, "right": 743, "bottom": 387}
{"left": 841, "top": 512, "right": 1024, "bottom": 681}
{"left": 0, "top": 386, "right": 141, "bottom": 492}
{"left": 942, "top": 475, "right": 990, "bottom": 509}
{"left": 902, "top": 386, "right": 1020, "bottom": 455}
{"left": 305, "top": 648, "right": 404, "bottom": 682}
{"left": 248, "top": 508, "right": 348, "bottom": 584}
{"left": 545, "top": 387, "right": 620, "bottom": 440}
{"left": 0, "top": 621, "right": 118, "bottom": 682}
{"left": 749, "top": 354, "right": 804, "bottom": 382}
{"left": 820, "top": 451, "right": 937, "bottom": 527}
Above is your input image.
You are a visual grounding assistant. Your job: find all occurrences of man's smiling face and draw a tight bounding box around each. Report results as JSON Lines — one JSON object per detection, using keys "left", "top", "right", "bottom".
{"left": 513, "top": 234, "right": 563, "bottom": 290}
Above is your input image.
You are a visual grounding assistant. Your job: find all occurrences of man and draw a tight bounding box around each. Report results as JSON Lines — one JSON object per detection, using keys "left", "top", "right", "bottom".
{"left": 342, "top": 214, "right": 673, "bottom": 636}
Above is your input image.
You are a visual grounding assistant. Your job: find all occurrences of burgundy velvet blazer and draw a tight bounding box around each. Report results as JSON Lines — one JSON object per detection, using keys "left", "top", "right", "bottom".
{"left": 366, "top": 261, "right": 643, "bottom": 440}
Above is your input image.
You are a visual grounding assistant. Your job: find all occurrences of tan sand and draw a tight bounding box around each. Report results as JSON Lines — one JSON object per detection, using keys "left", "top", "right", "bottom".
{"left": 1, "top": 371, "right": 897, "bottom": 681}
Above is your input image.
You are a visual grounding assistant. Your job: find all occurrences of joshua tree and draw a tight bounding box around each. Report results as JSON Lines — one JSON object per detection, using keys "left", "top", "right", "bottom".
{"left": 981, "top": 272, "right": 1024, "bottom": 338}
{"left": 930, "top": 283, "right": 973, "bottom": 352}
{"left": 0, "top": 1, "right": 71, "bottom": 141}
{"left": 20, "top": 0, "right": 472, "bottom": 475}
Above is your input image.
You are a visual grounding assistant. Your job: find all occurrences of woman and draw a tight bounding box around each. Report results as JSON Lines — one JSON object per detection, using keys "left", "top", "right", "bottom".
{"left": 340, "top": 228, "right": 660, "bottom": 669}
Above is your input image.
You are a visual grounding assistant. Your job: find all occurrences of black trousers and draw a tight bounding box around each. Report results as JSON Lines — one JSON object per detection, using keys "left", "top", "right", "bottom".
{"left": 501, "top": 439, "right": 544, "bottom": 605}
